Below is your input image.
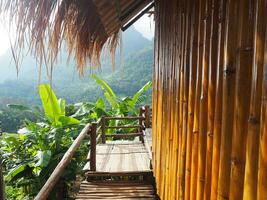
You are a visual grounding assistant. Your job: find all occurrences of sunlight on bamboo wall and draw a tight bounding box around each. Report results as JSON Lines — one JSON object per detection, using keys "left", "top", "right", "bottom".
{"left": 152, "top": 0, "right": 267, "bottom": 199}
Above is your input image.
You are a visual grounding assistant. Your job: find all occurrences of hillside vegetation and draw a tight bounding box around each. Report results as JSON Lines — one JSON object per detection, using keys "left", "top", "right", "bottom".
{"left": 0, "top": 27, "right": 153, "bottom": 107}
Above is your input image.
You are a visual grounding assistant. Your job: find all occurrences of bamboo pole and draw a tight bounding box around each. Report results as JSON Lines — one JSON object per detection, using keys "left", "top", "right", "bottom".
{"left": 169, "top": 1, "right": 181, "bottom": 198}
{"left": 190, "top": 0, "right": 203, "bottom": 199}
{"left": 154, "top": 1, "right": 165, "bottom": 196}
{"left": 179, "top": 0, "right": 191, "bottom": 198}
{"left": 204, "top": 0, "right": 219, "bottom": 199}
{"left": 258, "top": 95, "right": 267, "bottom": 200}
{"left": 163, "top": 1, "right": 176, "bottom": 196}
{"left": 229, "top": 0, "right": 254, "bottom": 198}
{"left": 210, "top": 1, "right": 226, "bottom": 199}
{"left": 257, "top": 2, "right": 267, "bottom": 198}
{"left": 152, "top": 0, "right": 161, "bottom": 194}
{"left": 185, "top": 1, "right": 199, "bottom": 199}
{"left": 217, "top": 0, "right": 239, "bottom": 199}
{"left": 196, "top": 0, "right": 211, "bottom": 198}
{"left": 243, "top": 0, "right": 266, "bottom": 199}
{"left": 176, "top": 0, "right": 184, "bottom": 198}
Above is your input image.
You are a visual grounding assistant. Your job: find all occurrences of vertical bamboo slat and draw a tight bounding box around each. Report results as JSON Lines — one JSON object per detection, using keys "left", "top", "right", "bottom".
{"left": 257, "top": 2, "right": 267, "bottom": 197}
{"left": 185, "top": 1, "right": 199, "bottom": 199}
{"left": 196, "top": 0, "right": 211, "bottom": 198}
{"left": 229, "top": 0, "right": 254, "bottom": 199}
{"left": 204, "top": 0, "right": 219, "bottom": 199}
{"left": 210, "top": 0, "right": 226, "bottom": 199}
{"left": 190, "top": 1, "right": 203, "bottom": 199}
{"left": 243, "top": 0, "right": 266, "bottom": 199}
{"left": 217, "top": 0, "right": 239, "bottom": 199}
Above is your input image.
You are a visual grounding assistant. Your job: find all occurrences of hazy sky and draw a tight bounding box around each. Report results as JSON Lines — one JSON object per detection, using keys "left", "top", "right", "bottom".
{"left": 0, "top": 14, "right": 154, "bottom": 56}
{"left": 134, "top": 14, "right": 155, "bottom": 40}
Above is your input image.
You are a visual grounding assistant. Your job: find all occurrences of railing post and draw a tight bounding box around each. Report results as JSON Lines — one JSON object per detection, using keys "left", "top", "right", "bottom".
{"left": 145, "top": 105, "right": 150, "bottom": 128}
{"left": 90, "top": 123, "right": 97, "bottom": 171}
{"left": 139, "top": 107, "right": 145, "bottom": 143}
{"left": 101, "top": 117, "right": 106, "bottom": 144}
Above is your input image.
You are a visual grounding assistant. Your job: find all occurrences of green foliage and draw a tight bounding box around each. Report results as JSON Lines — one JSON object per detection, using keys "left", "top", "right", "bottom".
{"left": 91, "top": 75, "right": 151, "bottom": 134}
{"left": 1, "top": 78, "right": 151, "bottom": 199}
{"left": 91, "top": 74, "right": 151, "bottom": 116}
{"left": 0, "top": 107, "right": 40, "bottom": 133}
{"left": 1, "top": 85, "right": 85, "bottom": 199}
{"left": 39, "top": 84, "right": 80, "bottom": 127}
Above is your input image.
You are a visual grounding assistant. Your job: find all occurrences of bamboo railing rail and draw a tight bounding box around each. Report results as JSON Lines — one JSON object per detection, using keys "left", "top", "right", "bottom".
{"left": 153, "top": 0, "right": 267, "bottom": 199}
{"left": 34, "top": 106, "right": 152, "bottom": 200}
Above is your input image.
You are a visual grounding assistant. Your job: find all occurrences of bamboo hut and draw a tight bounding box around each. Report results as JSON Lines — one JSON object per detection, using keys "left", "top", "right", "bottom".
{"left": 1, "top": 0, "right": 267, "bottom": 199}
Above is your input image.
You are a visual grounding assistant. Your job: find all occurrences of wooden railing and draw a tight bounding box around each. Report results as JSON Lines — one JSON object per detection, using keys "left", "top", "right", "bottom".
{"left": 34, "top": 105, "right": 152, "bottom": 200}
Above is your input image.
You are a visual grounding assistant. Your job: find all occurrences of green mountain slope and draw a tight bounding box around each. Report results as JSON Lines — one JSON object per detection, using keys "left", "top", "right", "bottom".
{"left": 0, "top": 27, "right": 153, "bottom": 108}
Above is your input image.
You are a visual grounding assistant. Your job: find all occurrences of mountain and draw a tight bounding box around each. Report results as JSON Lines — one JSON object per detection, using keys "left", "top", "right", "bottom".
{"left": 0, "top": 27, "right": 153, "bottom": 107}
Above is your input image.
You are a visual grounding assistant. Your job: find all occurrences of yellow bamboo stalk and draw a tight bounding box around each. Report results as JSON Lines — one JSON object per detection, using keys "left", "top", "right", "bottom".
{"left": 243, "top": 0, "right": 266, "bottom": 199}
{"left": 210, "top": 0, "right": 226, "bottom": 199}
{"left": 179, "top": 0, "right": 192, "bottom": 198}
{"left": 190, "top": 1, "right": 204, "bottom": 200}
{"left": 217, "top": 0, "right": 239, "bottom": 199}
{"left": 204, "top": 0, "right": 219, "bottom": 199}
{"left": 229, "top": 0, "right": 254, "bottom": 198}
{"left": 167, "top": 1, "right": 180, "bottom": 199}
{"left": 257, "top": 4, "right": 267, "bottom": 198}
{"left": 185, "top": 1, "right": 199, "bottom": 199}
{"left": 196, "top": 0, "right": 211, "bottom": 198}
{"left": 176, "top": 1, "right": 185, "bottom": 199}
{"left": 258, "top": 98, "right": 267, "bottom": 200}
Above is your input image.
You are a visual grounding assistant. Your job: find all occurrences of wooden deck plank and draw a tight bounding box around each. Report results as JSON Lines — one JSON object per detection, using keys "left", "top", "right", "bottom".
{"left": 84, "top": 141, "right": 151, "bottom": 173}
{"left": 76, "top": 181, "right": 158, "bottom": 200}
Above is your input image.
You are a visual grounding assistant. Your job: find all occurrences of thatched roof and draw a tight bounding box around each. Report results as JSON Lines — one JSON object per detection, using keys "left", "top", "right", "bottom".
{"left": 0, "top": 0, "right": 153, "bottom": 74}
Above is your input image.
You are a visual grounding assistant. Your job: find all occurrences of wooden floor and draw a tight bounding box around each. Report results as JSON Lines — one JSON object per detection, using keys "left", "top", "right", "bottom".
{"left": 76, "top": 180, "right": 158, "bottom": 199}
{"left": 84, "top": 141, "right": 151, "bottom": 173}
{"left": 78, "top": 131, "right": 157, "bottom": 199}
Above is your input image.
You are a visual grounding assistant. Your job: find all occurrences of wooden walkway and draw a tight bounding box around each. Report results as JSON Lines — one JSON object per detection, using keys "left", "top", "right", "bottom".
{"left": 75, "top": 108, "right": 158, "bottom": 199}
{"left": 83, "top": 141, "right": 151, "bottom": 173}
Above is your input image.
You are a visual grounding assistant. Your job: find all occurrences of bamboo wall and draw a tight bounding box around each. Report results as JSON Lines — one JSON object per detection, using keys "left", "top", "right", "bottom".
{"left": 152, "top": 0, "right": 267, "bottom": 199}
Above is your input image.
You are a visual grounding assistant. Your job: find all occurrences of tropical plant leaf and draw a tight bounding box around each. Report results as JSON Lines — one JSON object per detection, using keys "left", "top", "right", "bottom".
{"left": 59, "top": 99, "right": 66, "bottom": 116}
{"left": 39, "top": 84, "right": 62, "bottom": 124}
{"left": 35, "top": 150, "right": 52, "bottom": 168}
{"left": 104, "top": 92, "right": 119, "bottom": 108}
{"left": 131, "top": 81, "right": 152, "bottom": 106}
{"left": 58, "top": 116, "right": 80, "bottom": 126}
{"left": 91, "top": 74, "right": 119, "bottom": 108}
{"left": 91, "top": 74, "right": 116, "bottom": 97}
{"left": 95, "top": 98, "right": 105, "bottom": 110}
{"left": 5, "top": 164, "right": 29, "bottom": 182}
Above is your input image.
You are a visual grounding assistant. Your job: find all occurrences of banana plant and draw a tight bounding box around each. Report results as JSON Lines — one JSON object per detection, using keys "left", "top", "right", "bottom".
{"left": 91, "top": 74, "right": 151, "bottom": 134}
{"left": 1, "top": 84, "right": 83, "bottom": 199}
{"left": 91, "top": 74, "right": 152, "bottom": 116}
{"left": 39, "top": 84, "right": 80, "bottom": 127}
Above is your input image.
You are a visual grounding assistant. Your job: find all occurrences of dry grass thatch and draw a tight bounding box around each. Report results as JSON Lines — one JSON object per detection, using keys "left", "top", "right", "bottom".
{"left": 0, "top": 0, "right": 121, "bottom": 75}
